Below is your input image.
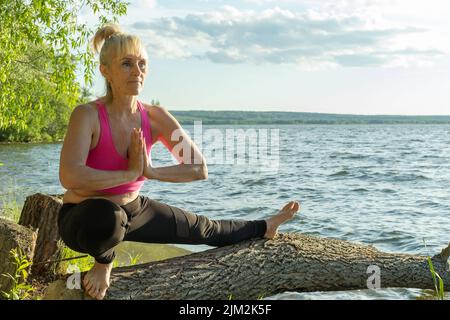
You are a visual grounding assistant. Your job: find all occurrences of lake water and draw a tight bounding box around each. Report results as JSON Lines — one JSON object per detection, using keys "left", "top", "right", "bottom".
{"left": 1, "top": 124, "right": 449, "bottom": 300}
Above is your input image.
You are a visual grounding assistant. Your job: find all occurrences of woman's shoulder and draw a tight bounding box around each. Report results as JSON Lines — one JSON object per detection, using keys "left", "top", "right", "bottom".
{"left": 72, "top": 100, "right": 99, "bottom": 116}
{"left": 140, "top": 101, "right": 166, "bottom": 114}
{"left": 140, "top": 102, "right": 173, "bottom": 121}
{"left": 68, "top": 101, "right": 100, "bottom": 128}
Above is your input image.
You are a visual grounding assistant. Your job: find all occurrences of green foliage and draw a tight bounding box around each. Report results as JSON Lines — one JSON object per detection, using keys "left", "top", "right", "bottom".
{"left": 78, "top": 87, "right": 95, "bottom": 105}
{"left": 0, "top": 0, "right": 129, "bottom": 142}
{"left": 1, "top": 248, "right": 35, "bottom": 300}
{"left": 151, "top": 99, "right": 161, "bottom": 106}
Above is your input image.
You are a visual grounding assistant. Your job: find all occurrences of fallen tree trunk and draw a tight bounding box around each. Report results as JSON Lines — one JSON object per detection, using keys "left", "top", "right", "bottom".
{"left": 14, "top": 193, "right": 449, "bottom": 299}
{"left": 45, "top": 233, "right": 449, "bottom": 300}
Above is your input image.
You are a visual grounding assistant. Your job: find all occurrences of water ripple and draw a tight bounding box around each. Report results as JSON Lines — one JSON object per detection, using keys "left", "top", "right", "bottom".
{"left": 2, "top": 124, "right": 450, "bottom": 300}
{"left": 329, "top": 170, "right": 350, "bottom": 177}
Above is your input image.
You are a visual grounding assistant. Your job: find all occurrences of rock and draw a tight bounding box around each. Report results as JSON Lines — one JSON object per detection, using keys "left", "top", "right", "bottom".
{"left": 0, "top": 218, "right": 37, "bottom": 294}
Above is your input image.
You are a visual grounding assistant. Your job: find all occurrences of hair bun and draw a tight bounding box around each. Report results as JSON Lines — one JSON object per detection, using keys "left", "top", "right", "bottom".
{"left": 91, "top": 23, "right": 123, "bottom": 54}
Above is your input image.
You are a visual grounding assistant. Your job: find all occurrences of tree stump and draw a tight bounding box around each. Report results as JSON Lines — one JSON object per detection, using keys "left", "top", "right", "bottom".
{"left": 0, "top": 218, "right": 37, "bottom": 293}
{"left": 18, "top": 193, "right": 64, "bottom": 276}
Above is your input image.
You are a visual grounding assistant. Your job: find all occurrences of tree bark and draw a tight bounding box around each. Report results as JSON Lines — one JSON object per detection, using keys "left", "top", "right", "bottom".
{"left": 18, "top": 193, "right": 63, "bottom": 276}
{"left": 45, "top": 233, "right": 449, "bottom": 300}
{"left": 107, "top": 233, "right": 449, "bottom": 299}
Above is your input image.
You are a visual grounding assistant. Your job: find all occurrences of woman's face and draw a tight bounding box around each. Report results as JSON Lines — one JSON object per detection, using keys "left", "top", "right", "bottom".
{"left": 102, "top": 49, "right": 148, "bottom": 97}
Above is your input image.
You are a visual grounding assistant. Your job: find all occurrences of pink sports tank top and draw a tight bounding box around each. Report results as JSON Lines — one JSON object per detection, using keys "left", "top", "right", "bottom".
{"left": 85, "top": 99, "right": 153, "bottom": 194}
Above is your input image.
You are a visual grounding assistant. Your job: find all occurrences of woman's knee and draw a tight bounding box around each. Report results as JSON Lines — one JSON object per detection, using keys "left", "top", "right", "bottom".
{"left": 87, "top": 198, "right": 128, "bottom": 235}
{"left": 72, "top": 198, "right": 129, "bottom": 252}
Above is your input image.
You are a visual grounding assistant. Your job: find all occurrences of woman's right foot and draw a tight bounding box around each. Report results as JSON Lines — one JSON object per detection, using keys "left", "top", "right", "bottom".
{"left": 264, "top": 201, "right": 300, "bottom": 239}
{"left": 83, "top": 261, "right": 113, "bottom": 300}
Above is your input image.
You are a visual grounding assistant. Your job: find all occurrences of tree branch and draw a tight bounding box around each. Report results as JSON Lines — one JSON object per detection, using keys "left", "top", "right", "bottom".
{"left": 433, "top": 242, "right": 450, "bottom": 262}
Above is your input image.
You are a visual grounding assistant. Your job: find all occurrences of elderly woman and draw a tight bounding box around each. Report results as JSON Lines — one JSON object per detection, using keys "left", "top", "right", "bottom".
{"left": 58, "top": 24, "right": 299, "bottom": 300}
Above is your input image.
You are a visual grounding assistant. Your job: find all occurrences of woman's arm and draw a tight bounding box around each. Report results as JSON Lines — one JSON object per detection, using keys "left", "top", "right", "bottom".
{"left": 59, "top": 104, "right": 145, "bottom": 191}
{"left": 144, "top": 105, "right": 208, "bottom": 183}
{"left": 145, "top": 164, "right": 207, "bottom": 183}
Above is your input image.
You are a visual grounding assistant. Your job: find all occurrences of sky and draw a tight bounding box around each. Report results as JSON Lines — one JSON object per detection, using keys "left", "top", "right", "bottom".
{"left": 81, "top": 0, "right": 450, "bottom": 115}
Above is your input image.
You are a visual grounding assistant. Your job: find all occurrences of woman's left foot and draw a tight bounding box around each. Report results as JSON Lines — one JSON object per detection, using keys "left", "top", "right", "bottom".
{"left": 264, "top": 201, "right": 300, "bottom": 239}
{"left": 82, "top": 261, "right": 113, "bottom": 300}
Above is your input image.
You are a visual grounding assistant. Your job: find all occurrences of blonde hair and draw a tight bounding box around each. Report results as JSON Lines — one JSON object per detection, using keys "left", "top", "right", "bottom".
{"left": 91, "top": 23, "right": 146, "bottom": 103}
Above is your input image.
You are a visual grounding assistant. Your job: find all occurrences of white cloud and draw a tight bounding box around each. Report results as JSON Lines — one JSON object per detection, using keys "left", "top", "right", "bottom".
{"left": 131, "top": 4, "right": 450, "bottom": 68}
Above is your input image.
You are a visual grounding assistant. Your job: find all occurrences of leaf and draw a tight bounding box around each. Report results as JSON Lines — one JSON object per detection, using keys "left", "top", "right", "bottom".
{"left": 427, "top": 257, "right": 439, "bottom": 294}
{"left": 1, "top": 273, "right": 16, "bottom": 282}
{"left": 21, "top": 269, "right": 28, "bottom": 280}
{"left": 1, "top": 291, "right": 11, "bottom": 299}
{"left": 435, "top": 273, "right": 445, "bottom": 300}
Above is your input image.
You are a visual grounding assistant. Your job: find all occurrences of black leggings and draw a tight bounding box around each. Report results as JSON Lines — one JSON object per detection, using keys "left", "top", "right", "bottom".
{"left": 58, "top": 195, "right": 267, "bottom": 264}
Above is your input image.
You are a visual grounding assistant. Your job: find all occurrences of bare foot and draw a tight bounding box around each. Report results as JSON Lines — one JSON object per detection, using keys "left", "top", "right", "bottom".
{"left": 83, "top": 261, "right": 113, "bottom": 300}
{"left": 264, "top": 201, "right": 300, "bottom": 239}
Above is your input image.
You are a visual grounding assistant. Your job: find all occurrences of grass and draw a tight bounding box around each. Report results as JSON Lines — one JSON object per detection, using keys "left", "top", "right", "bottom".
{"left": 59, "top": 246, "right": 95, "bottom": 274}
{"left": 426, "top": 256, "right": 445, "bottom": 300}
{"left": 58, "top": 241, "right": 192, "bottom": 275}
{"left": 423, "top": 239, "right": 446, "bottom": 300}
{"left": 228, "top": 293, "right": 266, "bottom": 300}
{"left": 0, "top": 178, "right": 23, "bottom": 223}
{"left": 115, "top": 241, "right": 191, "bottom": 265}
{"left": 126, "top": 252, "right": 143, "bottom": 266}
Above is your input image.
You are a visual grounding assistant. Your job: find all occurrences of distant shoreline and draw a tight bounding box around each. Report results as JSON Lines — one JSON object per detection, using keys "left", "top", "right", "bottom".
{"left": 171, "top": 110, "right": 450, "bottom": 125}
{"left": 2, "top": 110, "right": 450, "bottom": 144}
